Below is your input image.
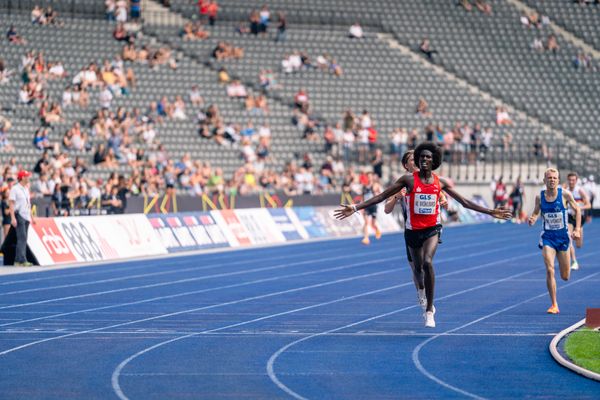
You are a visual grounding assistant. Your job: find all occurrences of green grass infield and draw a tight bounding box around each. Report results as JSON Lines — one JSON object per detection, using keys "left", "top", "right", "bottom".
{"left": 564, "top": 328, "right": 600, "bottom": 374}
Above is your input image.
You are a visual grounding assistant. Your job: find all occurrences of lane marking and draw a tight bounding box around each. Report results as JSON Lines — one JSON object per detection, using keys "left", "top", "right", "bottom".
{"left": 110, "top": 251, "right": 541, "bottom": 400}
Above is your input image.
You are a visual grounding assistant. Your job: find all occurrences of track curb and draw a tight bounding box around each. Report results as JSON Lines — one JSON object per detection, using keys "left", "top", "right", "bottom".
{"left": 549, "top": 318, "right": 600, "bottom": 382}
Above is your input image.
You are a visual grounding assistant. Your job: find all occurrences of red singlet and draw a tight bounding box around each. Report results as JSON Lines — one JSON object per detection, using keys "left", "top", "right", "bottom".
{"left": 406, "top": 171, "right": 441, "bottom": 230}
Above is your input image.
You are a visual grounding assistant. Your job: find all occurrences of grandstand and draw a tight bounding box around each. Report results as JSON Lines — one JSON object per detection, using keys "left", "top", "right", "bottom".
{"left": 0, "top": 0, "right": 599, "bottom": 216}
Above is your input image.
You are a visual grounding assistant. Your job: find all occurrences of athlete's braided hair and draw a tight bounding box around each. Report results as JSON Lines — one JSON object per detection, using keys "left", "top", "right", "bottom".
{"left": 414, "top": 141, "right": 443, "bottom": 170}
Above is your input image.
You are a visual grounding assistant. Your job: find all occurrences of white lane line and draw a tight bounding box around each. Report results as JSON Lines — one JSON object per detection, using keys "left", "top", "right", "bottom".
{"left": 0, "top": 235, "right": 530, "bottom": 313}
{"left": 0, "top": 229, "right": 529, "bottom": 295}
{"left": 110, "top": 251, "right": 540, "bottom": 400}
{"left": 0, "top": 267, "right": 406, "bottom": 358}
{"left": 0, "top": 248, "right": 400, "bottom": 311}
{"left": 0, "top": 242, "right": 391, "bottom": 294}
{"left": 264, "top": 262, "right": 547, "bottom": 400}
{"left": 0, "top": 254, "right": 406, "bottom": 328}
{"left": 0, "top": 246, "right": 389, "bottom": 297}
{"left": 0, "top": 330, "right": 555, "bottom": 338}
{"left": 0, "top": 223, "right": 507, "bottom": 286}
{"left": 411, "top": 267, "right": 600, "bottom": 400}
{"left": 0, "top": 239, "right": 534, "bottom": 328}
{"left": 0, "top": 241, "right": 330, "bottom": 285}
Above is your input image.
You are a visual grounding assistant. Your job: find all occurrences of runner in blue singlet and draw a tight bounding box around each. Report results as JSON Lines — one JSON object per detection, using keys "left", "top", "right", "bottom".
{"left": 528, "top": 168, "right": 581, "bottom": 314}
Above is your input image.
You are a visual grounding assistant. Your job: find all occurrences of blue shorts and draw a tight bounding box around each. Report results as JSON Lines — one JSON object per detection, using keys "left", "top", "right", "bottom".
{"left": 538, "top": 231, "right": 570, "bottom": 252}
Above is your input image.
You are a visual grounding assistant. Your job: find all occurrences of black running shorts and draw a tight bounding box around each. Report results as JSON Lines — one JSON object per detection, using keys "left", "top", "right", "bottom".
{"left": 404, "top": 225, "right": 442, "bottom": 249}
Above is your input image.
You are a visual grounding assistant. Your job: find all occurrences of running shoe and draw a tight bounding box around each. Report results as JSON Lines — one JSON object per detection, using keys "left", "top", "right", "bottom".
{"left": 361, "top": 237, "right": 370, "bottom": 245}
{"left": 571, "top": 260, "right": 579, "bottom": 270}
{"left": 547, "top": 304, "right": 560, "bottom": 314}
{"left": 424, "top": 311, "right": 436, "bottom": 328}
{"left": 375, "top": 228, "right": 382, "bottom": 240}
{"left": 417, "top": 289, "right": 427, "bottom": 311}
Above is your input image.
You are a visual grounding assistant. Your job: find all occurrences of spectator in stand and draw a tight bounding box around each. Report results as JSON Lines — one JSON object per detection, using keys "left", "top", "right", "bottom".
{"left": 474, "top": 0, "right": 492, "bottom": 15}
{"left": 206, "top": 0, "right": 219, "bottom": 26}
{"left": 495, "top": 106, "right": 512, "bottom": 126}
{"left": 115, "top": 0, "right": 128, "bottom": 23}
{"left": 460, "top": 0, "right": 473, "bottom": 11}
{"left": 275, "top": 12, "right": 287, "bottom": 43}
{"left": 0, "top": 118, "right": 14, "bottom": 153}
{"left": 106, "top": 0, "right": 116, "bottom": 21}
{"left": 32, "top": 6, "right": 46, "bottom": 24}
{"left": 294, "top": 88, "right": 309, "bottom": 112}
{"left": 419, "top": 38, "right": 436, "bottom": 60}
{"left": 546, "top": 34, "right": 559, "bottom": 54}
{"left": 480, "top": 126, "right": 493, "bottom": 160}
{"left": 7, "top": 25, "right": 26, "bottom": 45}
{"left": 188, "top": 85, "right": 204, "bottom": 107}
{"left": 259, "top": 5, "right": 270, "bottom": 35}
{"left": 349, "top": 22, "right": 364, "bottom": 39}
{"left": 416, "top": 97, "right": 432, "bottom": 117}
{"left": 573, "top": 53, "right": 592, "bottom": 70}
{"left": 99, "top": 84, "right": 114, "bottom": 109}
{"left": 130, "top": 0, "right": 141, "bottom": 21}
{"left": 532, "top": 136, "right": 548, "bottom": 160}
{"left": 226, "top": 80, "right": 247, "bottom": 98}
{"left": 531, "top": 37, "right": 544, "bottom": 52}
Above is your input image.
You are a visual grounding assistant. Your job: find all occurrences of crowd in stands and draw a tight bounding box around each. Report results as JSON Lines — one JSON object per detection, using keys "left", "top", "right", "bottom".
{"left": 0, "top": 0, "right": 590, "bottom": 218}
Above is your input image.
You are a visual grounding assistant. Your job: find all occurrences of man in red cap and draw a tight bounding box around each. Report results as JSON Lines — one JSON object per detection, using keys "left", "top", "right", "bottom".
{"left": 9, "top": 170, "right": 34, "bottom": 266}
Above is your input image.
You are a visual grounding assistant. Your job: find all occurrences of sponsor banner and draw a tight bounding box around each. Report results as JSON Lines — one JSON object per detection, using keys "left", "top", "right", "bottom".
{"left": 28, "top": 218, "right": 77, "bottom": 265}
{"left": 313, "top": 207, "right": 361, "bottom": 237}
{"left": 214, "top": 210, "right": 251, "bottom": 246}
{"left": 234, "top": 209, "right": 286, "bottom": 245}
{"left": 445, "top": 196, "right": 492, "bottom": 224}
{"left": 375, "top": 204, "right": 402, "bottom": 233}
{"left": 267, "top": 208, "right": 309, "bottom": 241}
{"left": 148, "top": 212, "right": 230, "bottom": 253}
{"left": 29, "top": 214, "right": 166, "bottom": 265}
{"left": 293, "top": 207, "right": 335, "bottom": 238}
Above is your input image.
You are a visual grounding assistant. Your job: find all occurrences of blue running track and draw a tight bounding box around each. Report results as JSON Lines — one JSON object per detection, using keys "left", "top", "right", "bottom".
{"left": 0, "top": 222, "right": 598, "bottom": 399}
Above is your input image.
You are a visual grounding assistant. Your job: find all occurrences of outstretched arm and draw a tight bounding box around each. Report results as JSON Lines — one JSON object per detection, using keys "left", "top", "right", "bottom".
{"left": 335, "top": 175, "right": 412, "bottom": 220}
{"left": 528, "top": 195, "right": 541, "bottom": 226}
{"left": 440, "top": 177, "right": 512, "bottom": 220}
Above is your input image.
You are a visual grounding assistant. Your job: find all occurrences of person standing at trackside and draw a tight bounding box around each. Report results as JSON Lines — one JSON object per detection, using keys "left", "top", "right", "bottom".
{"left": 9, "top": 170, "right": 35, "bottom": 266}
{"left": 360, "top": 172, "right": 382, "bottom": 245}
{"left": 528, "top": 168, "right": 581, "bottom": 314}
{"left": 335, "top": 142, "right": 511, "bottom": 328}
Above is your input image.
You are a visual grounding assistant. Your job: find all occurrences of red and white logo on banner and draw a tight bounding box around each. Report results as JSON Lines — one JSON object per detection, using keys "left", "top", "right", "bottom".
{"left": 31, "top": 219, "right": 77, "bottom": 263}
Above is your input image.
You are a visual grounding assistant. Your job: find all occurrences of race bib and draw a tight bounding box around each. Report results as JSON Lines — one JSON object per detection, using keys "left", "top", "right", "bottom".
{"left": 414, "top": 194, "right": 437, "bottom": 215}
{"left": 544, "top": 212, "right": 564, "bottom": 230}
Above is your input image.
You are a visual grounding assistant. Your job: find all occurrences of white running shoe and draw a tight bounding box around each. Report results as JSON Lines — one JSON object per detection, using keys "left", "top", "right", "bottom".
{"left": 571, "top": 260, "right": 579, "bottom": 270}
{"left": 424, "top": 311, "right": 436, "bottom": 328}
{"left": 417, "top": 289, "right": 427, "bottom": 311}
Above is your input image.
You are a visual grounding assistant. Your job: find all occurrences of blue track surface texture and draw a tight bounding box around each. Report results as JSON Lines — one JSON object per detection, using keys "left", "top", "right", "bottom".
{"left": 0, "top": 222, "right": 598, "bottom": 399}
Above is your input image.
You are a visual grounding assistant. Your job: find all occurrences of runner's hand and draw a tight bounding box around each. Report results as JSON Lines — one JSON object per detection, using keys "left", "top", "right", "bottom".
{"left": 572, "top": 228, "right": 581, "bottom": 240}
{"left": 334, "top": 204, "right": 355, "bottom": 220}
{"left": 439, "top": 192, "right": 448, "bottom": 208}
{"left": 490, "top": 208, "right": 512, "bottom": 220}
{"left": 527, "top": 215, "right": 537, "bottom": 226}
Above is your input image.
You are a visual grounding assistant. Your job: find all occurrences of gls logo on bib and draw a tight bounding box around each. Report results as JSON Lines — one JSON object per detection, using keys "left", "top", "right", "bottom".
{"left": 414, "top": 194, "right": 437, "bottom": 215}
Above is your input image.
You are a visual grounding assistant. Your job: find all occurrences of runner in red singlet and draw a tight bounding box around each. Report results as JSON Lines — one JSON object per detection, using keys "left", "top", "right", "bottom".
{"left": 335, "top": 142, "right": 511, "bottom": 328}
